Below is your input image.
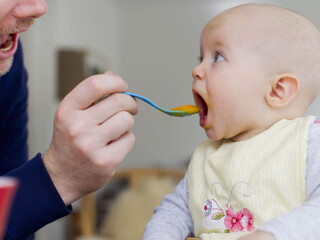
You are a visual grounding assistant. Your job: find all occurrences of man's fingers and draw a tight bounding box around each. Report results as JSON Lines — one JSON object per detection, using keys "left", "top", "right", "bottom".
{"left": 96, "top": 132, "right": 136, "bottom": 169}
{"left": 85, "top": 93, "right": 138, "bottom": 125}
{"left": 61, "top": 72, "right": 128, "bottom": 110}
{"left": 101, "top": 111, "right": 135, "bottom": 145}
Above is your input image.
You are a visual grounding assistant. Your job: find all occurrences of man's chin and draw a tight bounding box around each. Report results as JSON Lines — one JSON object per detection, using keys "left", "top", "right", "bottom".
{"left": 0, "top": 57, "right": 14, "bottom": 76}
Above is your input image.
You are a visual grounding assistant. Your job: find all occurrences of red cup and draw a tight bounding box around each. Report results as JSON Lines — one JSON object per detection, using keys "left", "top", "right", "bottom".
{"left": 0, "top": 177, "right": 18, "bottom": 239}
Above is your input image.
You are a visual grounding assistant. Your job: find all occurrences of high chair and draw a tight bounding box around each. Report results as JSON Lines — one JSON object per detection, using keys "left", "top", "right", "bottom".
{"left": 71, "top": 167, "right": 185, "bottom": 240}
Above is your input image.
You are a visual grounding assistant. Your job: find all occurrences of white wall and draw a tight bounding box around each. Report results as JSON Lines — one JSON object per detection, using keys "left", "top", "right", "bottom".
{"left": 20, "top": 0, "right": 320, "bottom": 239}
{"left": 114, "top": 0, "right": 209, "bottom": 169}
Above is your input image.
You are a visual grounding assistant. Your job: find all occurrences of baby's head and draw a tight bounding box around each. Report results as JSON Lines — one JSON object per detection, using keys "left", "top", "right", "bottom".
{"left": 192, "top": 3, "right": 320, "bottom": 141}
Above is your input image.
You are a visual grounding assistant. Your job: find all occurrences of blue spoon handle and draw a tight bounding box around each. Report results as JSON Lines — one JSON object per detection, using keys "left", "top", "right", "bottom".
{"left": 123, "top": 92, "right": 168, "bottom": 112}
{"left": 123, "top": 92, "right": 199, "bottom": 117}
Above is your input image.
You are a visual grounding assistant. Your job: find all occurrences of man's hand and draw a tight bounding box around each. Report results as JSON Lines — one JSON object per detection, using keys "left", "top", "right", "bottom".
{"left": 42, "top": 72, "right": 138, "bottom": 205}
{"left": 238, "top": 231, "right": 275, "bottom": 240}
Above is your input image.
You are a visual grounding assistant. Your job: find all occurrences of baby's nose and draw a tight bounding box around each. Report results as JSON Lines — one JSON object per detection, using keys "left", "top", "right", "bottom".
{"left": 192, "top": 64, "right": 205, "bottom": 80}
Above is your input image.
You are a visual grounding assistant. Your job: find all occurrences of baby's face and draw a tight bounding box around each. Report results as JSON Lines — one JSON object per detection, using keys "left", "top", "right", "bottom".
{"left": 192, "top": 13, "right": 271, "bottom": 141}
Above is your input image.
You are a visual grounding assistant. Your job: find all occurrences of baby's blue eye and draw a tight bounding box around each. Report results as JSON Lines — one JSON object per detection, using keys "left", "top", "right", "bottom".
{"left": 214, "top": 53, "right": 224, "bottom": 63}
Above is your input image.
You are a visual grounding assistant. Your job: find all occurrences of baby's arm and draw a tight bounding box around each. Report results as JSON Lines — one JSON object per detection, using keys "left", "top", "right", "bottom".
{"left": 142, "top": 172, "right": 194, "bottom": 240}
{"left": 239, "top": 122, "right": 320, "bottom": 240}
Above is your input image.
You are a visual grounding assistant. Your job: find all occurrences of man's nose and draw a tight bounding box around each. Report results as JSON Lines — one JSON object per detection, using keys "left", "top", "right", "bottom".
{"left": 192, "top": 64, "right": 205, "bottom": 80}
{"left": 13, "top": 0, "right": 48, "bottom": 19}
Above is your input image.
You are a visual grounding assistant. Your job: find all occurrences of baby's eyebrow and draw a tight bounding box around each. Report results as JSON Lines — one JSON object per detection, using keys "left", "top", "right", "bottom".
{"left": 211, "top": 40, "right": 225, "bottom": 49}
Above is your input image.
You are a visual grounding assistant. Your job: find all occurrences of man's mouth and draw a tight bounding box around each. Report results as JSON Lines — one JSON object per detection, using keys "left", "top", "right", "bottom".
{"left": 193, "top": 92, "right": 208, "bottom": 127}
{"left": 0, "top": 35, "right": 14, "bottom": 52}
{"left": 0, "top": 33, "right": 18, "bottom": 59}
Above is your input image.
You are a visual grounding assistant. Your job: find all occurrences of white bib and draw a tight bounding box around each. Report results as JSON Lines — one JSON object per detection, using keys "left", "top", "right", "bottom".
{"left": 188, "top": 117, "right": 313, "bottom": 239}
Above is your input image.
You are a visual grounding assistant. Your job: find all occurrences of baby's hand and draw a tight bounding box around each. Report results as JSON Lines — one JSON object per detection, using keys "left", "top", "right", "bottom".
{"left": 237, "top": 231, "right": 275, "bottom": 240}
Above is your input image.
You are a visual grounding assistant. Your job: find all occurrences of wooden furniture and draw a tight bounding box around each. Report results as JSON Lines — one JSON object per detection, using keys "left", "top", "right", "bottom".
{"left": 71, "top": 167, "right": 185, "bottom": 239}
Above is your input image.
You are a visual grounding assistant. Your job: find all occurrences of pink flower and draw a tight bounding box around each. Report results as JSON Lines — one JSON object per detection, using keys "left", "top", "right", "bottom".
{"left": 224, "top": 207, "right": 244, "bottom": 232}
{"left": 242, "top": 208, "right": 255, "bottom": 231}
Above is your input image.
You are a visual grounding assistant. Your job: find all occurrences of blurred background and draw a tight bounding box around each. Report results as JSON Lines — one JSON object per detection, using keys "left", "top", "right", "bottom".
{"left": 20, "top": 0, "right": 320, "bottom": 239}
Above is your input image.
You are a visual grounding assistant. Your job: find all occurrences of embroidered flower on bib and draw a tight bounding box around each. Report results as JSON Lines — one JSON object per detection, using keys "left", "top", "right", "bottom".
{"left": 204, "top": 200, "right": 213, "bottom": 217}
{"left": 224, "top": 207, "right": 244, "bottom": 232}
{"left": 242, "top": 208, "right": 255, "bottom": 231}
{"left": 202, "top": 201, "right": 255, "bottom": 232}
{"left": 203, "top": 199, "right": 226, "bottom": 230}
{"left": 202, "top": 181, "right": 255, "bottom": 232}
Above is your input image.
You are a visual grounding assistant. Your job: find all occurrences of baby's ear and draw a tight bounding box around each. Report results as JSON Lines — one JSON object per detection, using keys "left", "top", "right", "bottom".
{"left": 265, "top": 73, "right": 300, "bottom": 108}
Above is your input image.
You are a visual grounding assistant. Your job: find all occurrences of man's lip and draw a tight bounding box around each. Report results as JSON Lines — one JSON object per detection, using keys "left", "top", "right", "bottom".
{"left": 0, "top": 33, "right": 19, "bottom": 60}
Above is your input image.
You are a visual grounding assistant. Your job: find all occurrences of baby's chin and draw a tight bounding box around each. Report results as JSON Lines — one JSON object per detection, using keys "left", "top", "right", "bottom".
{"left": 205, "top": 128, "right": 223, "bottom": 141}
{"left": 205, "top": 127, "right": 240, "bottom": 142}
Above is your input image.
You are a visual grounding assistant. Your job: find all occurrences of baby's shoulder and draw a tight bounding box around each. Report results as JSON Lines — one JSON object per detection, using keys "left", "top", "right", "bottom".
{"left": 309, "top": 119, "right": 320, "bottom": 137}
{"left": 307, "top": 119, "right": 320, "bottom": 153}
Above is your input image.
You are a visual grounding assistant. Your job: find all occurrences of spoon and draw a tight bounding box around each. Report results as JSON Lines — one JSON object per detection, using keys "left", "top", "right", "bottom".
{"left": 124, "top": 92, "right": 200, "bottom": 117}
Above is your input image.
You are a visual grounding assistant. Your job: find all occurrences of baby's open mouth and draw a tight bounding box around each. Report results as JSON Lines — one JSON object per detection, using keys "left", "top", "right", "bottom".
{"left": 194, "top": 93, "right": 208, "bottom": 127}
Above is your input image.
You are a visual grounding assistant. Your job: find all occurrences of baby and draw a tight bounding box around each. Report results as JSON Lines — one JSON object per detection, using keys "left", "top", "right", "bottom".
{"left": 143, "top": 3, "right": 320, "bottom": 240}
